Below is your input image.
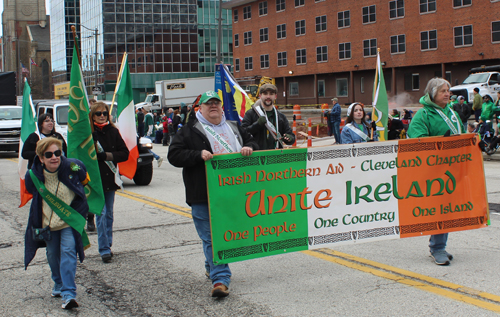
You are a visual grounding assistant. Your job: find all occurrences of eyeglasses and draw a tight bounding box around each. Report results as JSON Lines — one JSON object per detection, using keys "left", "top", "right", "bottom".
{"left": 94, "top": 111, "right": 109, "bottom": 117}
{"left": 43, "top": 150, "right": 62, "bottom": 159}
{"left": 204, "top": 101, "right": 221, "bottom": 106}
{"left": 43, "top": 119, "right": 54, "bottom": 123}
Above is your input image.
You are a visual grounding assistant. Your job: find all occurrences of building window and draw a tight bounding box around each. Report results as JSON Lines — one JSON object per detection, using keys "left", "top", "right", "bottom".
{"left": 390, "top": 34, "right": 406, "bottom": 54}
{"left": 235, "top": 59, "right": 240, "bottom": 72}
{"left": 318, "top": 80, "right": 325, "bottom": 97}
{"left": 295, "top": 20, "right": 306, "bottom": 36}
{"left": 244, "top": 31, "right": 252, "bottom": 45}
{"left": 259, "top": 2, "right": 268, "bottom": 16}
{"left": 234, "top": 34, "right": 239, "bottom": 47}
{"left": 277, "top": 24, "right": 286, "bottom": 39}
{"left": 244, "top": 57, "right": 253, "bottom": 70}
{"left": 420, "top": 0, "right": 436, "bottom": 13}
{"left": 445, "top": 71, "right": 452, "bottom": 83}
{"left": 295, "top": 0, "right": 304, "bottom": 7}
{"left": 316, "top": 46, "right": 328, "bottom": 62}
{"left": 363, "top": 39, "right": 377, "bottom": 57}
{"left": 338, "top": 10, "right": 350, "bottom": 28}
{"left": 453, "top": 0, "right": 471, "bottom": 7}
{"left": 290, "top": 82, "right": 299, "bottom": 96}
{"left": 454, "top": 25, "right": 473, "bottom": 47}
{"left": 412, "top": 74, "right": 420, "bottom": 90}
{"left": 276, "top": 0, "right": 285, "bottom": 12}
{"left": 360, "top": 77, "right": 365, "bottom": 93}
{"left": 234, "top": 9, "right": 238, "bottom": 22}
{"left": 243, "top": 6, "right": 251, "bottom": 19}
{"left": 260, "top": 28, "right": 269, "bottom": 42}
{"left": 337, "top": 78, "right": 348, "bottom": 97}
{"left": 362, "top": 5, "right": 376, "bottom": 24}
{"left": 339, "top": 42, "right": 351, "bottom": 60}
{"left": 296, "top": 49, "right": 307, "bottom": 65}
{"left": 420, "top": 30, "right": 437, "bottom": 50}
{"left": 260, "top": 54, "right": 270, "bottom": 69}
{"left": 389, "top": 0, "right": 404, "bottom": 19}
{"left": 316, "top": 15, "right": 327, "bottom": 32}
{"left": 277, "top": 51, "right": 287, "bottom": 67}
{"left": 493, "top": 21, "right": 500, "bottom": 43}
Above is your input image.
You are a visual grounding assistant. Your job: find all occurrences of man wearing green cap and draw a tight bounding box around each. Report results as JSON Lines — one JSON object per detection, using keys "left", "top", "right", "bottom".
{"left": 168, "top": 90, "right": 257, "bottom": 298}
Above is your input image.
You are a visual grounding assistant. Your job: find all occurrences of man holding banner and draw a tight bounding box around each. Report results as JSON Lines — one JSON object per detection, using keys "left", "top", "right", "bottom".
{"left": 407, "top": 77, "right": 465, "bottom": 266}
{"left": 167, "top": 91, "right": 258, "bottom": 297}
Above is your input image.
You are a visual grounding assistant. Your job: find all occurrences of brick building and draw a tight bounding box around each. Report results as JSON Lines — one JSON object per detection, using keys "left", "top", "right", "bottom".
{"left": 223, "top": 0, "right": 500, "bottom": 106}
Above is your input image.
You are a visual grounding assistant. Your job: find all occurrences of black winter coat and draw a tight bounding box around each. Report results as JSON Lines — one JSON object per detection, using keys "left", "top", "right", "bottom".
{"left": 241, "top": 107, "right": 295, "bottom": 150}
{"left": 22, "top": 132, "right": 67, "bottom": 168}
{"left": 24, "top": 156, "right": 89, "bottom": 269}
{"left": 92, "top": 124, "right": 129, "bottom": 192}
{"left": 167, "top": 118, "right": 258, "bottom": 206}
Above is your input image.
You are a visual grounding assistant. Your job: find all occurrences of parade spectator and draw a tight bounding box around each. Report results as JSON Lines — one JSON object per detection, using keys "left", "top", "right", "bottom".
{"left": 391, "top": 109, "right": 400, "bottom": 119}
{"left": 449, "top": 95, "right": 458, "bottom": 106}
{"left": 180, "top": 102, "right": 188, "bottom": 125}
{"left": 24, "top": 137, "right": 89, "bottom": 310}
{"left": 340, "top": 102, "right": 377, "bottom": 144}
{"left": 142, "top": 106, "right": 163, "bottom": 167}
{"left": 452, "top": 95, "right": 470, "bottom": 130}
{"left": 162, "top": 116, "right": 170, "bottom": 146}
{"left": 136, "top": 106, "right": 145, "bottom": 137}
{"left": 387, "top": 115, "right": 405, "bottom": 140}
{"left": 168, "top": 90, "right": 257, "bottom": 298}
{"left": 172, "top": 109, "right": 182, "bottom": 133}
{"left": 494, "top": 91, "right": 500, "bottom": 136}
{"left": 167, "top": 108, "right": 174, "bottom": 120}
{"left": 480, "top": 95, "right": 495, "bottom": 123}
{"left": 90, "top": 102, "right": 130, "bottom": 263}
{"left": 407, "top": 77, "right": 464, "bottom": 266}
{"left": 403, "top": 109, "right": 413, "bottom": 120}
{"left": 241, "top": 83, "right": 294, "bottom": 150}
{"left": 472, "top": 88, "right": 483, "bottom": 122}
{"left": 329, "top": 97, "right": 342, "bottom": 144}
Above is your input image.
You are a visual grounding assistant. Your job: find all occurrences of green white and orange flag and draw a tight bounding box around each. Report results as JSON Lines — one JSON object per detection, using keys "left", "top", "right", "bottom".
{"left": 67, "top": 44, "right": 104, "bottom": 215}
{"left": 18, "top": 78, "right": 36, "bottom": 207}
{"left": 372, "top": 49, "right": 389, "bottom": 141}
{"left": 114, "top": 56, "right": 138, "bottom": 179}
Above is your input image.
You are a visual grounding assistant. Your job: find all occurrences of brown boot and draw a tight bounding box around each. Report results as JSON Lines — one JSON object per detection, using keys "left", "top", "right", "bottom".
{"left": 87, "top": 214, "right": 96, "bottom": 232}
{"left": 211, "top": 283, "right": 229, "bottom": 298}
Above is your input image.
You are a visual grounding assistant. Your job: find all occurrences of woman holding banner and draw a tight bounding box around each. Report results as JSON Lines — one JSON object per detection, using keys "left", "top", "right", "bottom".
{"left": 90, "top": 102, "right": 129, "bottom": 263}
{"left": 407, "top": 77, "right": 465, "bottom": 266}
{"left": 24, "top": 137, "right": 90, "bottom": 310}
{"left": 340, "top": 102, "right": 378, "bottom": 144}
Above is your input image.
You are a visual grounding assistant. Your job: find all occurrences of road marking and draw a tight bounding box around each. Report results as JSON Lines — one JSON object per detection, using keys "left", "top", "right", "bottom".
{"left": 116, "top": 190, "right": 500, "bottom": 312}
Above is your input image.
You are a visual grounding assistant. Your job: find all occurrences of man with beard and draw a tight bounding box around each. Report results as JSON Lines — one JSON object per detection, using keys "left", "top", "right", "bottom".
{"left": 242, "top": 84, "right": 295, "bottom": 150}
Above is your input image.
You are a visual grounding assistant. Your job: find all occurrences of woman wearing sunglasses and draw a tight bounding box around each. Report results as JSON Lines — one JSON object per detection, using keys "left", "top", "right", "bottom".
{"left": 22, "top": 113, "right": 68, "bottom": 169}
{"left": 24, "top": 137, "right": 90, "bottom": 310}
{"left": 89, "top": 102, "right": 129, "bottom": 263}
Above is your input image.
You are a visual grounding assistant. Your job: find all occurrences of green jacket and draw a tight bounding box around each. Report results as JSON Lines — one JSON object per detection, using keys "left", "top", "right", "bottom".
{"left": 472, "top": 93, "right": 483, "bottom": 111}
{"left": 407, "top": 94, "right": 465, "bottom": 138}
{"left": 480, "top": 100, "right": 495, "bottom": 122}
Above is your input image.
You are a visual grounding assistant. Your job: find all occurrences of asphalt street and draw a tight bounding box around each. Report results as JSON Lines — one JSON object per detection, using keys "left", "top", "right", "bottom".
{"left": 1, "top": 141, "right": 500, "bottom": 316}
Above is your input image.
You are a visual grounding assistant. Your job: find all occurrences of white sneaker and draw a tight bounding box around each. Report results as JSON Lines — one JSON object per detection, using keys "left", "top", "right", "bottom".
{"left": 157, "top": 157, "right": 163, "bottom": 168}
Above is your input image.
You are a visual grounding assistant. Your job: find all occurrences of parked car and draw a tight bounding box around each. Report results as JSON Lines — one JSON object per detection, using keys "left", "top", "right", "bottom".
{"left": 0, "top": 105, "right": 22, "bottom": 152}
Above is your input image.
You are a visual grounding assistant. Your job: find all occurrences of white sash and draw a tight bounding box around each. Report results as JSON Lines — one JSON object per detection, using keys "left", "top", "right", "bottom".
{"left": 344, "top": 123, "right": 370, "bottom": 141}
{"left": 200, "top": 123, "right": 235, "bottom": 153}
{"left": 435, "top": 107, "right": 461, "bottom": 135}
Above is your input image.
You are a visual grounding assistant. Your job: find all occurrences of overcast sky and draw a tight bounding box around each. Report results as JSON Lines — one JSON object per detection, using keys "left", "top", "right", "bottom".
{"left": 0, "top": 0, "right": 51, "bottom": 34}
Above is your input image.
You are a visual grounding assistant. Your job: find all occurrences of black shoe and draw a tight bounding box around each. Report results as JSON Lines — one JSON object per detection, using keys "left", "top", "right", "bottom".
{"left": 62, "top": 299, "right": 79, "bottom": 310}
{"left": 87, "top": 215, "right": 96, "bottom": 232}
{"left": 101, "top": 253, "right": 112, "bottom": 263}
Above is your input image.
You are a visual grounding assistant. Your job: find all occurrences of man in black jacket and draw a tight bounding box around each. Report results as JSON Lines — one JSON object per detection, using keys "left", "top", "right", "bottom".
{"left": 242, "top": 84, "right": 295, "bottom": 150}
{"left": 167, "top": 90, "right": 257, "bottom": 298}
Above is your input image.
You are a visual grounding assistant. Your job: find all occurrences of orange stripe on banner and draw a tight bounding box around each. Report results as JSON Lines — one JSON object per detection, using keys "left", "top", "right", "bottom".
{"left": 19, "top": 178, "right": 32, "bottom": 208}
{"left": 118, "top": 146, "right": 139, "bottom": 180}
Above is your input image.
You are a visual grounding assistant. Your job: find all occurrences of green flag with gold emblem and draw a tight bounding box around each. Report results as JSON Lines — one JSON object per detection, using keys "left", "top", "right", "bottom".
{"left": 67, "top": 44, "right": 104, "bottom": 215}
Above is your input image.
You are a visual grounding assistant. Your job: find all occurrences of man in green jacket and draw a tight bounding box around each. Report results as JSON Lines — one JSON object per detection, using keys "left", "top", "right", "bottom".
{"left": 407, "top": 78, "right": 465, "bottom": 266}
{"left": 480, "top": 95, "right": 495, "bottom": 123}
{"left": 472, "top": 87, "right": 483, "bottom": 122}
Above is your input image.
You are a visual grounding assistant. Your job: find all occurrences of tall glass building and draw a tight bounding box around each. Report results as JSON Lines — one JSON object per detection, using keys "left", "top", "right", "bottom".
{"left": 51, "top": 0, "right": 233, "bottom": 100}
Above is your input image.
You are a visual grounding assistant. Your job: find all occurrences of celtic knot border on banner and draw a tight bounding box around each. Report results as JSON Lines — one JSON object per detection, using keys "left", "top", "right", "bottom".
{"left": 308, "top": 149, "right": 352, "bottom": 161}
{"left": 267, "top": 237, "right": 308, "bottom": 252}
{"left": 266, "top": 153, "right": 307, "bottom": 165}
{"left": 442, "top": 138, "right": 473, "bottom": 150}
{"left": 400, "top": 222, "right": 438, "bottom": 234}
{"left": 355, "top": 145, "right": 395, "bottom": 157}
{"left": 398, "top": 142, "right": 436, "bottom": 153}
{"left": 217, "top": 244, "right": 263, "bottom": 260}
{"left": 356, "top": 226, "right": 399, "bottom": 239}
{"left": 213, "top": 156, "right": 260, "bottom": 170}
{"left": 308, "top": 232, "right": 353, "bottom": 245}
{"left": 440, "top": 217, "right": 481, "bottom": 229}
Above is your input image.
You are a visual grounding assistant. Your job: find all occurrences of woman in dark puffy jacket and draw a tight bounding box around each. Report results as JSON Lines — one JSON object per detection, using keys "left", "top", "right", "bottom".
{"left": 89, "top": 102, "right": 129, "bottom": 263}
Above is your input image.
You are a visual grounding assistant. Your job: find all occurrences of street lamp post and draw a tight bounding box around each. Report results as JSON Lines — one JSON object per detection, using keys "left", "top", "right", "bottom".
{"left": 76, "top": 23, "right": 99, "bottom": 95}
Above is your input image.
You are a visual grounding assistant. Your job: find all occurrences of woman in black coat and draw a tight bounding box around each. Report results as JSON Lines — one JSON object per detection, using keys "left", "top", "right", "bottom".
{"left": 22, "top": 113, "right": 67, "bottom": 169}
{"left": 89, "top": 102, "right": 129, "bottom": 263}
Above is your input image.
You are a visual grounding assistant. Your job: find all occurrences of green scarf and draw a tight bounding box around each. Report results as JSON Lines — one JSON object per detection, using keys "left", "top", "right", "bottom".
{"left": 29, "top": 170, "right": 90, "bottom": 249}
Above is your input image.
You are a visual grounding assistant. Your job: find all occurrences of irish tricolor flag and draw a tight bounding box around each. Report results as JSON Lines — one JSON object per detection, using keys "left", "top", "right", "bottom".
{"left": 115, "top": 57, "right": 138, "bottom": 179}
{"left": 18, "top": 79, "right": 36, "bottom": 207}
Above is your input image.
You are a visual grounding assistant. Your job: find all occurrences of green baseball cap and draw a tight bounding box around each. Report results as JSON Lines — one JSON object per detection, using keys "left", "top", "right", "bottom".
{"left": 199, "top": 90, "right": 222, "bottom": 104}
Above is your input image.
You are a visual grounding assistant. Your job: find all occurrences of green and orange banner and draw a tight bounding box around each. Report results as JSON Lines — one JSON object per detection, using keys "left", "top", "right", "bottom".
{"left": 206, "top": 134, "right": 488, "bottom": 265}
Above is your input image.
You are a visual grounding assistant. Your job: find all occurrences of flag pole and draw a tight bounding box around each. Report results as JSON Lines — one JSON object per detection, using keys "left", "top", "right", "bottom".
{"left": 71, "top": 25, "right": 82, "bottom": 66}
{"left": 110, "top": 53, "right": 127, "bottom": 114}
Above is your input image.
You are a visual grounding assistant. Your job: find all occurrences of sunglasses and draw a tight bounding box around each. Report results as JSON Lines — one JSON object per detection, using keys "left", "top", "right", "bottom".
{"left": 44, "top": 150, "right": 62, "bottom": 159}
{"left": 94, "top": 111, "right": 109, "bottom": 117}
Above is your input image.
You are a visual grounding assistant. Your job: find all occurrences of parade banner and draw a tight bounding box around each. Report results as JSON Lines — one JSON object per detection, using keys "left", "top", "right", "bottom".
{"left": 206, "top": 134, "right": 488, "bottom": 265}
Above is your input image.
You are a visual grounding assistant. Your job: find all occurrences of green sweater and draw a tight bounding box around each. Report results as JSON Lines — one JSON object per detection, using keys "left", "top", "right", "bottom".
{"left": 480, "top": 100, "right": 495, "bottom": 122}
{"left": 407, "top": 94, "right": 465, "bottom": 138}
{"left": 472, "top": 93, "right": 483, "bottom": 111}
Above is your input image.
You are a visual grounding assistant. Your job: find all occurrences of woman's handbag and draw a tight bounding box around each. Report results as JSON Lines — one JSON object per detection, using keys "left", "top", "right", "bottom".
{"left": 32, "top": 226, "right": 51, "bottom": 241}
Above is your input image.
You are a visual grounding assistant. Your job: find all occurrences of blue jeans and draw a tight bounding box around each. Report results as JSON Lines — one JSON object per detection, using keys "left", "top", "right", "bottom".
{"left": 331, "top": 121, "right": 341, "bottom": 144}
{"left": 97, "top": 191, "right": 115, "bottom": 256}
{"left": 45, "top": 227, "right": 77, "bottom": 301}
{"left": 429, "top": 233, "right": 448, "bottom": 253}
{"left": 191, "top": 203, "right": 231, "bottom": 287}
{"left": 145, "top": 137, "right": 160, "bottom": 160}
